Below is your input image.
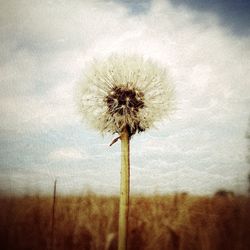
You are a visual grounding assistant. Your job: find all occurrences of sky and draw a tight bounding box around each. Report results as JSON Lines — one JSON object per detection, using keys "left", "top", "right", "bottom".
{"left": 0, "top": 0, "right": 250, "bottom": 195}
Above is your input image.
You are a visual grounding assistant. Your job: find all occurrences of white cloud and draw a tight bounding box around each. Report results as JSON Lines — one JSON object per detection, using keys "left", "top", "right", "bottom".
{"left": 49, "top": 147, "right": 87, "bottom": 161}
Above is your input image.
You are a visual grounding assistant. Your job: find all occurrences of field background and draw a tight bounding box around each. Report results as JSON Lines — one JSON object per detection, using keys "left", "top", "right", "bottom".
{"left": 1, "top": 192, "right": 250, "bottom": 250}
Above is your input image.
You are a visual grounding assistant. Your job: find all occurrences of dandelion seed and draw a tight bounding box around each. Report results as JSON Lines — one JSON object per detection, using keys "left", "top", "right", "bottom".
{"left": 77, "top": 54, "right": 174, "bottom": 136}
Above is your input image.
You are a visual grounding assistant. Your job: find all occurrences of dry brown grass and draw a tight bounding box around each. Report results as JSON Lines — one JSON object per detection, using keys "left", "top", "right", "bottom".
{"left": 0, "top": 192, "right": 250, "bottom": 250}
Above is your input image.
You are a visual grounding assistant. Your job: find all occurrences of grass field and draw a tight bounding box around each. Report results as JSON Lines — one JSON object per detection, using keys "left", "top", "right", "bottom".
{"left": 1, "top": 192, "right": 250, "bottom": 250}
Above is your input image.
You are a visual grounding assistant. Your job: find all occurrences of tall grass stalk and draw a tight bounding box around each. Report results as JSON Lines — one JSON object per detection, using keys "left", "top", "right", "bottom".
{"left": 50, "top": 179, "right": 57, "bottom": 250}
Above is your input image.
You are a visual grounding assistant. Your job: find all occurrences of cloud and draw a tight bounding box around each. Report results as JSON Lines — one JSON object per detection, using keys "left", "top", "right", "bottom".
{"left": 48, "top": 147, "right": 87, "bottom": 161}
{"left": 169, "top": 0, "right": 250, "bottom": 36}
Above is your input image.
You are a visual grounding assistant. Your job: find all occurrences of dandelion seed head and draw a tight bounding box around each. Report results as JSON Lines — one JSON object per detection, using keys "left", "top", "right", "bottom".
{"left": 77, "top": 54, "right": 174, "bottom": 136}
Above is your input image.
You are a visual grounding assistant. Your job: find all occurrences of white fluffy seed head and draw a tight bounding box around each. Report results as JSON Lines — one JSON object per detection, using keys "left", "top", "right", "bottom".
{"left": 76, "top": 54, "right": 175, "bottom": 136}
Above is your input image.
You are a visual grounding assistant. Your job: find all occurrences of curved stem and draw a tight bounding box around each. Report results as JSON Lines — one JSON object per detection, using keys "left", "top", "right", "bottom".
{"left": 118, "top": 128, "right": 130, "bottom": 250}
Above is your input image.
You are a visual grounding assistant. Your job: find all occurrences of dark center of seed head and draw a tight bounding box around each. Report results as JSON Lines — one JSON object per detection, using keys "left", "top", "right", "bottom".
{"left": 105, "top": 86, "right": 145, "bottom": 116}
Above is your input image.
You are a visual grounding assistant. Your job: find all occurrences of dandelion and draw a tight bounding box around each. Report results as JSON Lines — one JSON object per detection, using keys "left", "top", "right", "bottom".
{"left": 77, "top": 54, "right": 174, "bottom": 250}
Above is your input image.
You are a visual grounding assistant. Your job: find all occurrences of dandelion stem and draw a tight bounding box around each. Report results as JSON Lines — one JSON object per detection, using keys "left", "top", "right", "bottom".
{"left": 118, "top": 128, "right": 130, "bottom": 250}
